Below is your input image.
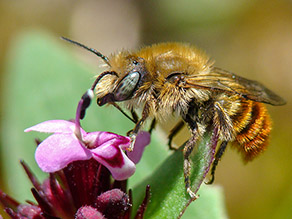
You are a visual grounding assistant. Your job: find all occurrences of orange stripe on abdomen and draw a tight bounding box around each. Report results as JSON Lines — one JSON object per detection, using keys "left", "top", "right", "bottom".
{"left": 234, "top": 102, "right": 272, "bottom": 161}
{"left": 232, "top": 100, "right": 253, "bottom": 133}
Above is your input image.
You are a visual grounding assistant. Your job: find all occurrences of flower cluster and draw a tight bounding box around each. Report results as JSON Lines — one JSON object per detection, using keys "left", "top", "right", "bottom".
{"left": 1, "top": 159, "right": 151, "bottom": 219}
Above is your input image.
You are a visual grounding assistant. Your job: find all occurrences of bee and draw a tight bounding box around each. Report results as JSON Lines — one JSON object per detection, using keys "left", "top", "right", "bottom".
{"left": 62, "top": 37, "right": 286, "bottom": 199}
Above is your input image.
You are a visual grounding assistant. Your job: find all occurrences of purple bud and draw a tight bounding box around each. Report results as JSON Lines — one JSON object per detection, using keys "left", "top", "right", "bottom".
{"left": 96, "top": 189, "right": 130, "bottom": 218}
{"left": 75, "top": 206, "right": 105, "bottom": 219}
{"left": 16, "top": 204, "right": 43, "bottom": 218}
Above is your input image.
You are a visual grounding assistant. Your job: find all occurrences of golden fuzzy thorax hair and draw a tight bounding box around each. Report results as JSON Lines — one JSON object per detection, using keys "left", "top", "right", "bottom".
{"left": 96, "top": 43, "right": 213, "bottom": 119}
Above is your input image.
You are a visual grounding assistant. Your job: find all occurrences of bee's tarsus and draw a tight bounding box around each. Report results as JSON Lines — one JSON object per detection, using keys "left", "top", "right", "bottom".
{"left": 128, "top": 133, "right": 137, "bottom": 151}
{"left": 187, "top": 188, "right": 199, "bottom": 200}
{"left": 182, "top": 128, "right": 199, "bottom": 200}
{"left": 205, "top": 176, "right": 215, "bottom": 185}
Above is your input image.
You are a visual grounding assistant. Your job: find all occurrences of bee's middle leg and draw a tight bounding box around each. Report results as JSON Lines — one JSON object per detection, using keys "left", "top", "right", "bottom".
{"left": 168, "top": 120, "right": 185, "bottom": 150}
{"left": 183, "top": 130, "right": 199, "bottom": 200}
{"left": 148, "top": 118, "right": 156, "bottom": 134}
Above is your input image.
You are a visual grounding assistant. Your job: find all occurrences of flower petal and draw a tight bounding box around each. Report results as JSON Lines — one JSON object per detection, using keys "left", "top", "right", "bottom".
{"left": 127, "top": 131, "right": 151, "bottom": 164}
{"left": 83, "top": 131, "right": 130, "bottom": 149}
{"left": 35, "top": 133, "right": 92, "bottom": 172}
{"left": 90, "top": 140, "right": 135, "bottom": 181}
{"left": 25, "top": 120, "right": 75, "bottom": 134}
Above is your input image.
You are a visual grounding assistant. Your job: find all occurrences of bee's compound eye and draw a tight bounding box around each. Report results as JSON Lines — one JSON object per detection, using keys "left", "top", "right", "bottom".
{"left": 114, "top": 72, "right": 140, "bottom": 101}
{"left": 166, "top": 72, "right": 183, "bottom": 83}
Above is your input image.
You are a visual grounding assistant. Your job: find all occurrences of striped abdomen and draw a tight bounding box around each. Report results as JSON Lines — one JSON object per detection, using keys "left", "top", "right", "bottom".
{"left": 232, "top": 100, "right": 272, "bottom": 161}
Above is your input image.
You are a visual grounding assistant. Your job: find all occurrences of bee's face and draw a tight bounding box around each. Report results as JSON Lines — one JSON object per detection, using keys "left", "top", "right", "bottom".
{"left": 95, "top": 55, "right": 150, "bottom": 106}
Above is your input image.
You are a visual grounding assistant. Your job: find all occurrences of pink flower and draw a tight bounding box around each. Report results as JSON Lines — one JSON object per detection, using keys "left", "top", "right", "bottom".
{"left": 24, "top": 89, "right": 150, "bottom": 181}
{"left": 1, "top": 88, "right": 152, "bottom": 218}
{"left": 25, "top": 120, "right": 150, "bottom": 181}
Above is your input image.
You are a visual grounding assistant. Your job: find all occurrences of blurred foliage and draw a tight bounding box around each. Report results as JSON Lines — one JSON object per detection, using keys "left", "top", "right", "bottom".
{"left": 0, "top": 0, "right": 292, "bottom": 218}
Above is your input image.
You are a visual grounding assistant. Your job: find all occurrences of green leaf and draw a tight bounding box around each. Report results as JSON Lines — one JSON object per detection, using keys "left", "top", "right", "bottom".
{"left": 132, "top": 133, "right": 227, "bottom": 218}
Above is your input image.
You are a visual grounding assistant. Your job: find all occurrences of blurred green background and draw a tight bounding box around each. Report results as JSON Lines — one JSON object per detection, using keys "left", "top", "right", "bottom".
{"left": 0, "top": 0, "right": 291, "bottom": 218}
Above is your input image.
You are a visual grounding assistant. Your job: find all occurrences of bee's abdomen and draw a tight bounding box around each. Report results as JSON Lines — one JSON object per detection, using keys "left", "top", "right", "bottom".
{"left": 232, "top": 100, "right": 272, "bottom": 161}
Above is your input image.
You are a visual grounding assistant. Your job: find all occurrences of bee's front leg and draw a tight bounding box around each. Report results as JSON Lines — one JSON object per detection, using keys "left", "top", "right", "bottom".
{"left": 128, "top": 103, "right": 150, "bottom": 151}
{"left": 130, "top": 108, "right": 139, "bottom": 123}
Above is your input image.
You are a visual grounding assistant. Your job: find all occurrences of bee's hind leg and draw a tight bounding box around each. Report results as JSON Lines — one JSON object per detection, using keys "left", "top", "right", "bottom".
{"left": 205, "top": 141, "right": 228, "bottom": 184}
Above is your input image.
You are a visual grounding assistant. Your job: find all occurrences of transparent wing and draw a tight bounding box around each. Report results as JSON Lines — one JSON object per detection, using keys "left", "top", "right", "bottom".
{"left": 184, "top": 67, "right": 286, "bottom": 106}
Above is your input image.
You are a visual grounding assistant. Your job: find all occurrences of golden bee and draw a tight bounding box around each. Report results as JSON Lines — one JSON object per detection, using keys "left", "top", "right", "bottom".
{"left": 62, "top": 37, "right": 286, "bottom": 199}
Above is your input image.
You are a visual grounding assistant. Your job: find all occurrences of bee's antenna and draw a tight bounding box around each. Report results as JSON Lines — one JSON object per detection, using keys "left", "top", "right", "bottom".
{"left": 61, "top": 36, "right": 111, "bottom": 66}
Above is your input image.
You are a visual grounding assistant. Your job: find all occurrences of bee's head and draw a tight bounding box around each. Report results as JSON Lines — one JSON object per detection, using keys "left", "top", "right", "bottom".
{"left": 61, "top": 37, "right": 148, "bottom": 106}
{"left": 96, "top": 55, "right": 147, "bottom": 106}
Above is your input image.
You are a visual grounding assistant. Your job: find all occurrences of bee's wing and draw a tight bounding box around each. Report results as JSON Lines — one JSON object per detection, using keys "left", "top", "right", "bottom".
{"left": 184, "top": 67, "right": 286, "bottom": 106}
